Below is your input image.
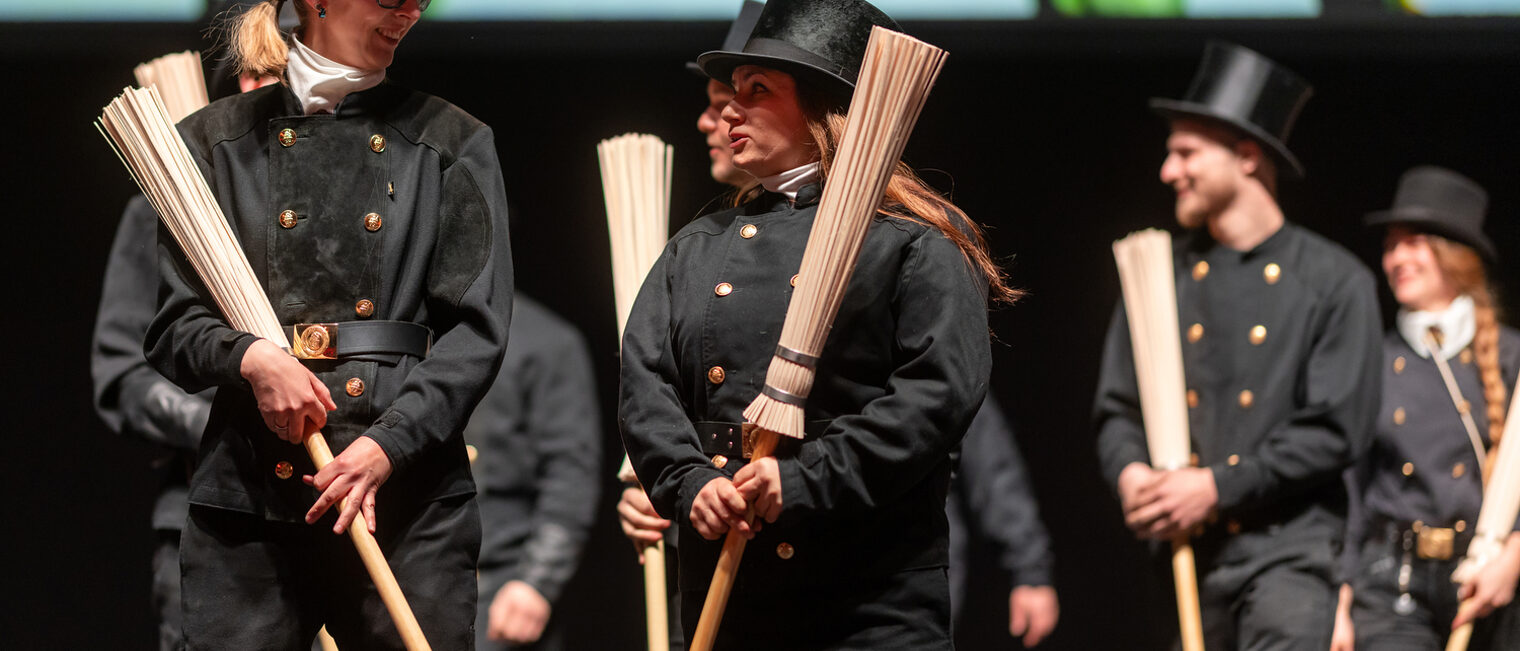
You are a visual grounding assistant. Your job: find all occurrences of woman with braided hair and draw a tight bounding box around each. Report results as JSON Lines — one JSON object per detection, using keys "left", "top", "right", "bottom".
{"left": 1332, "top": 166, "right": 1520, "bottom": 650}
{"left": 146, "top": 0, "right": 511, "bottom": 648}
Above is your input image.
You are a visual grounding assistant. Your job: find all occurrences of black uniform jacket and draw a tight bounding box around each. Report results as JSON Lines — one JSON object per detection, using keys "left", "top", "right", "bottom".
{"left": 146, "top": 81, "right": 513, "bottom": 522}
{"left": 949, "top": 395, "right": 1054, "bottom": 589}
{"left": 620, "top": 185, "right": 991, "bottom": 602}
{"left": 93, "top": 195, "right": 213, "bottom": 532}
{"left": 1342, "top": 326, "right": 1520, "bottom": 578}
{"left": 464, "top": 295, "right": 600, "bottom": 605}
{"left": 1095, "top": 223, "right": 1381, "bottom": 560}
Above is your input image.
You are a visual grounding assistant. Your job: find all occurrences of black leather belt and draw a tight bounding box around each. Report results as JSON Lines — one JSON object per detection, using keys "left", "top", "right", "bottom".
{"left": 695, "top": 420, "right": 829, "bottom": 459}
{"left": 289, "top": 320, "right": 432, "bottom": 360}
{"left": 1372, "top": 517, "right": 1473, "bottom": 561}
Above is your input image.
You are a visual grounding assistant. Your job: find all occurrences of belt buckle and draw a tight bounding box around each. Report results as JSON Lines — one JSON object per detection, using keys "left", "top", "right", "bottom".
{"left": 740, "top": 423, "right": 759, "bottom": 459}
{"left": 1416, "top": 525, "right": 1455, "bottom": 560}
{"left": 292, "top": 323, "right": 338, "bottom": 360}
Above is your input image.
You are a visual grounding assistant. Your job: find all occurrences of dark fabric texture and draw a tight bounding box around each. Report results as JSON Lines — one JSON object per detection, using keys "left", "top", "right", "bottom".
{"left": 619, "top": 184, "right": 990, "bottom": 647}
{"left": 1350, "top": 532, "right": 1520, "bottom": 650}
{"left": 181, "top": 498, "right": 480, "bottom": 651}
{"left": 92, "top": 195, "right": 214, "bottom": 532}
{"left": 145, "top": 81, "right": 513, "bottom": 521}
{"left": 1194, "top": 534, "right": 1338, "bottom": 651}
{"left": 465, "top": 295, "right": 601, "bottom": 609}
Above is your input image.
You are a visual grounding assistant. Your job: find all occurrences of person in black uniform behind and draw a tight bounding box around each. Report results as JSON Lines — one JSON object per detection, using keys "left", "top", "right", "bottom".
{"left": 1331, "top": 166, "right": 1520, "bottom": 650}
{"left": 1094, "top": 41, "right": 1382, "bottom": 650}
{"left": 144, "top": 0, "right": 512, "bottom": 648}
{"left": 620, "top": 1, "right": 1015, "bottom": 648}
{"left": 467, "top": 295, "right": 601, "bottom": 650}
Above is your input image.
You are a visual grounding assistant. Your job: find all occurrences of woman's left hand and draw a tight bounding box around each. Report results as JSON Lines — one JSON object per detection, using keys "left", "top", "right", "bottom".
{"left": 1454, "top": 532, "right": 1520, "bottom": 628}
{"left": 733, "top": 457, "right": 783, "bottom": 524}
{"left": 303, "top": 436, "right": 394, "bottom": 534}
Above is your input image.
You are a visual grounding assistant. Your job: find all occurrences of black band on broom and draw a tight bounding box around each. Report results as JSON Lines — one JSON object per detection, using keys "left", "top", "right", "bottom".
{"left": 1113, "top": 229, "right": 1206, "bottom": 651}
{"left": 97, "top": 85, "right": 432, "bottom": 651}
{"left": 687, "top": 25, "right": 948, "bottom": 651}
{"left": 598, "top": 132, "right": 674, "bottom": 651}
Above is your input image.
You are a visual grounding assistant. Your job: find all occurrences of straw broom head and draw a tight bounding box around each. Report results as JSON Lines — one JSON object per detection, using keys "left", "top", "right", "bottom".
{"left": 597, "top": 133, "right": 673, "bottom": 342}
{"left": 742, "top": 26, "right": 948, "bottom": 439}
{"left": 133, "top": 51, "right": 209, "bottom": 124}
{"left": 1112, "top": 228, "right": 1192, "bottom": 469}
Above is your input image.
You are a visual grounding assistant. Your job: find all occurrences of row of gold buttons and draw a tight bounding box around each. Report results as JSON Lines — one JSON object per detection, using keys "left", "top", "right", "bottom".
{"left": 277, "top": 129, "right": 387, "bottom": 154}
{"left": 278, "top": 210, "right": 383, "bottom": 232}
{"left": 1185, "top": 322, "right": 1269, "bottom": 346}
{"left": 1192, "top": 261, "right": 1282, "bottom": 285}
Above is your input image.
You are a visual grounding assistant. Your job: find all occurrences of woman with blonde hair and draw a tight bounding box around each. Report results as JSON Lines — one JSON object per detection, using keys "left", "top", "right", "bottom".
{"left": 1333, "top": 166, "right": 1520, "bottom": 650}
{"left": 146, "top": 1, "right": 512, "bottom": 648}
{"left": 619, "top": 1, "right": 1014, "bottom": 648}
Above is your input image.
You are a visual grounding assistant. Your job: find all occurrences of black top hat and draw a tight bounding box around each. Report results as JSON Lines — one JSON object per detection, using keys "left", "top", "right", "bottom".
{"left": 1151, "top": 41, "right": 1314, "bottom": 179}
{"left": 1365, "top": 165, "right": 1496, "bottom": 263}
{"left": 687, "top": 1, "right": 766, "bottom": 77}
{"left": 697, "top": 0, "right": 900, "bottom": 102}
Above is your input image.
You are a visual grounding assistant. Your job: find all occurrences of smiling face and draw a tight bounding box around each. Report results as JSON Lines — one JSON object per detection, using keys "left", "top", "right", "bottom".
{"left": 697, "top": 79, "right": 749, "bottom": 188}
{"left": 721, "top": 65, "right": 818, "bottom": 179}
{"left": 1158, "top": 119, "right": 1255, "bottom": 229}
{"left": 1383, "top": 225, "right": 1459, "bottom": 312}
{"left": 300, "top": 0, "right": 421, "bottom": 71}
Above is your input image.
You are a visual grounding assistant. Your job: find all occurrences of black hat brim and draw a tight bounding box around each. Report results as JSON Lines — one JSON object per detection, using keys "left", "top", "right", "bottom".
{"left": 1151, "top": 98, "right": 1306, "bottom": 180}
{"left": 1364, "top": 206, "right": 1499, "bottom": 264}
{"left": 698, "top": 46, "right": 854, "bottom": 104}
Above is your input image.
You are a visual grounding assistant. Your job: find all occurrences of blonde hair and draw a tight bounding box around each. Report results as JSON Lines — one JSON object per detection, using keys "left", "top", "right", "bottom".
{"left": 226, "top": 0, "right": 304, "bottom": 81}
{"left": 1429, "top": 236, "right": 1508, "bottom": 467}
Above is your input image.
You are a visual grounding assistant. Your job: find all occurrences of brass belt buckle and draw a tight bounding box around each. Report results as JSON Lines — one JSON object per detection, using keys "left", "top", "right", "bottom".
{"left": 292, "top": 323, "right": 338, "bottom": 360}
{"left": 740, "top": 423, "right": 758, "bottom": 459}
{"left": 1415, "top": 524, "right": 1455, "bottom": 560}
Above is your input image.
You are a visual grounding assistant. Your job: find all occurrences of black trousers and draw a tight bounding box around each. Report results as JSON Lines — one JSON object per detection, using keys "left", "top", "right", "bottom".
{"left": 153, "top": 531, "right": 184, "bottom": 651}
{"left": 181, "top": 496, "right": 481, "bottom": 651}
{"left": 1351, "top": 533, "right": 1520, "bottom": 650}
{"left": 1181, "top": 535, "right": 1338, "bottom": 651}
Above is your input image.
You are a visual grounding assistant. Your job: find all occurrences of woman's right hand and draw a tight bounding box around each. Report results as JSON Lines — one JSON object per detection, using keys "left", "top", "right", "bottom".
{"left": 618, "top": 486, "right": 671, "bottom": 558}
{"left": 239, "top": 338, "right": 336, "bottom": 443}
{"left": 1330, "top": 583, "right": 1355, "bottom": 651}
{"left": 691, "top": 476, "right": 752, "bottom": 541}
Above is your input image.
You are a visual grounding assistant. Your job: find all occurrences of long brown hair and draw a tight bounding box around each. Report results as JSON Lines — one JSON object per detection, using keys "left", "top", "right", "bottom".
{"left": 1429, "top": 236, "right": 1508, "bottom": 467}
{"left": 224, "top": 0, "right": 308, "bottom": 81}
{"left": 735, "top": 81, "right": 1018, "bottom": 305}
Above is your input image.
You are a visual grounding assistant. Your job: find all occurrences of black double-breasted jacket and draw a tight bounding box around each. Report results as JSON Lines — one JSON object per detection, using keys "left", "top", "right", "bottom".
{"left": 1095, "top": 223, "right": 1382, "bottom": 563}
{"left": 146, "top": 81, "right": 513, "bottom": 522}
{"left": 619, "top": 185, "right": 991, "bottom": 611}
{"left": 1342, "top": 325, "right": 1520, "bottom": 577}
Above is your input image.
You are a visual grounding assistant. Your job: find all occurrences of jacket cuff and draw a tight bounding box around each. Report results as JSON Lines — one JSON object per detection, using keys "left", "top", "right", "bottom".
{"left": 363, "top": 410, "right": 414, "bottom": 474}
{"left": 222, "top": 331, "right": 258, "bottom": 388}
{"left": 1211, "top": 460, "right": 1255, "bottom": 513}
{"left": 1007, "top": 562, "right": 1054, "bottom": 588}
{"left": 675, "top": 466, "right": 725, "bottom": 526}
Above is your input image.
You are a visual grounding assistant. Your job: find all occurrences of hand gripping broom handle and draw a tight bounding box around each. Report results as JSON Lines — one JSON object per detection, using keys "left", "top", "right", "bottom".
{"left": 688, "top": 429, "right": 782, "bottom": 651}
{"left": 304, "top": 430, "right": 433, "bottom": 651}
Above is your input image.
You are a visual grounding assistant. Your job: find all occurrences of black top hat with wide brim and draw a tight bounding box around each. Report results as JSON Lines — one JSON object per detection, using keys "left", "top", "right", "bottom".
{"left": 1365, "top": 165, "right": 1497, "bottom": 263}
{"left": 687, "top": 1, "right": 765, "bottom": 77}
{"left": 696, "top": 0, "right": 900, "bottom": 103}
{"left": 1151, "top": 41, "right": 1313, "bottom": 179}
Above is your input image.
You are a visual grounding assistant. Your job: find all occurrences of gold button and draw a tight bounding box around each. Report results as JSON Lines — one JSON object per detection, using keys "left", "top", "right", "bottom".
{"left": 1192, "top": 260, "right": 1210, "bottom": 281}
{"left": 775, "top": 542, "right": 795, "bottom": 560}
{"left": 1263, "top": 263, "right": 1282, "bottom": 285}
{"left": 279, "top": 209, "right": 298, "bottom": 228}
{"left": 1402, "top": 462, "right": 1415, "bottom": 477}
{"left": 1455, "top": 520, "right": 1467, "bottom": 533}
{"left": 1227, "top": 454, "right": 1240, "bottom": 466}
{"left": 1188, "top": 323, "right": 1204, "bottom": 343}
{"left": 1187, "top": 389, "right": 1199, "bottom": 408}
{"left": 789, "top": 274, "right": 798, "bottom": 287}
{"left": 711, "top": 454, "right": 728, "bottom": 469}
{"left": 1460, "top": 349, "right": 1473, "bottom": 365}
{"left": 707, "top": 366, "right": 726, "bottom": 384}
{"left": 1238, "top": 390, "right": 1254, "bottom": 409}
{"left": 355, "top": 299, "right": 375, "bottom": 318}
{"left": 369, "top": 134, "right": 386, "bottom": 153}
{"left": 1452, "top": 462, "right": 1467, "bottom": 479}
{"left": 740, "top": 224, "right": 758, "bottom": 239}
{"left": 345, "top": 377, "right": 365, "bottom": 397}
{"left": 1393, "top": 407, "right": 1406, "bottom": 425}
{"left": 715, "top": 282, "right": 733, "bottom": 297}
{"left": 1249, "top": 325, "right": 1267, "bottom": 346}
{"left": 1394, "top": 356, "right": 1406, "bottom": 374}
{"left": 1413, "top": 520, "right": 1424, "bottom": 532}
{"left": 364, "top": 212, "right": 382, "bottom": 232}
{"left": 1227, "top": 520, "right": 1242, "bottom": 535}
{"left": 274, "top": 461, "right": 294, "bottom": 480}
{"left": 278, "top": 128, "right": 296, "bottom": 147}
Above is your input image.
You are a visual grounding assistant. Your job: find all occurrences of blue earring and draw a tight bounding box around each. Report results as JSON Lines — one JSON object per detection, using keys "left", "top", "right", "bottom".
{"left": 317, "top": 4, "right": 326, "bottom": 17}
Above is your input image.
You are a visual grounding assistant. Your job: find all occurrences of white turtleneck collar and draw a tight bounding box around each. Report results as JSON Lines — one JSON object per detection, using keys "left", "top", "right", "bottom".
{"left": 286, "top": 35, "right": 385, "bottom": 115}
{"left": 1397, "top": 294, "right": 1476, "bottom": 360}
{"left": 758, "top": 162, "right": 820, "bottom": 201}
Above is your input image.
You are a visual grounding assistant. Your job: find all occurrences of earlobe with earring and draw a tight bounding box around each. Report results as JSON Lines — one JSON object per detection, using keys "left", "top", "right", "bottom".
{"left": 317, "top": 3, "right": 326, "bottom": 18}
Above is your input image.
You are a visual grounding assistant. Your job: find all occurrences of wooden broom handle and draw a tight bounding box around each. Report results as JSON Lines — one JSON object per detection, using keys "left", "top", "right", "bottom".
{"left": 1445, "top": 598, "right": 1482, "bottom": 651}
{"left": 1171, "top": 538, "right": 1206, "bottom": 651}
{"left": 689, "top": 429, "right": 782, "bottom": 651}
{"left": 643, "top": 541, "right": 670, "bottom": 651}
{"left": 305, "top": 432, "right": 433, "bottom": 651}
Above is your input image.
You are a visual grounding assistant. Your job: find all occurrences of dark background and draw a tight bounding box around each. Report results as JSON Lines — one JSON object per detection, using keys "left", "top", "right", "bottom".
{"left": 2, "top": 14, "right": 1518, "bottom": 650}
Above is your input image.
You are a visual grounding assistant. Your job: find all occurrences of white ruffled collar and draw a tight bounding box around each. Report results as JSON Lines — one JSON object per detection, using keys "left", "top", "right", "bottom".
{"left": 285, "top": 35, "right": 385, "bottom": 115}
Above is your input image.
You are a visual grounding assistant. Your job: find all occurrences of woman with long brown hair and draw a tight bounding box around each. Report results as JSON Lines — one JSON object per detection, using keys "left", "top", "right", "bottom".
{"left": 1333, "top": 166, "right": 1520, "bottom": 650}
{"left": 618, "top": 1, "right": 1012, "bottom": 648}
{"left": 145, "top": 1, "right": 511, "bottom": 648}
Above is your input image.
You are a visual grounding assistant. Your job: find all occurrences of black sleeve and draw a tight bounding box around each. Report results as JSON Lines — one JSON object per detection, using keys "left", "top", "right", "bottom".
{"left": 957, "top": 396, "right": 1054, "bottom": 587}
{"left": 1093, "top": 301, "right": 1152, "bottom": 491}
